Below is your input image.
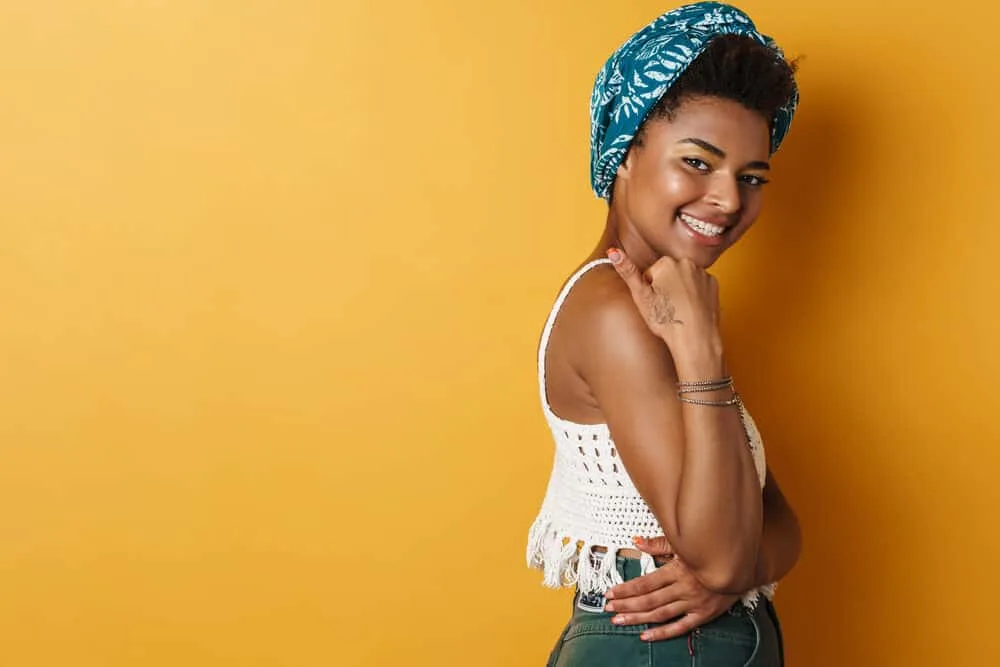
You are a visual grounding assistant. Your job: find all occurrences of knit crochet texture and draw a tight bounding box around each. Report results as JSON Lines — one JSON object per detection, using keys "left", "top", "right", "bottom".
{"left": 526, "top": 259, "right": 776, "bottom": 609}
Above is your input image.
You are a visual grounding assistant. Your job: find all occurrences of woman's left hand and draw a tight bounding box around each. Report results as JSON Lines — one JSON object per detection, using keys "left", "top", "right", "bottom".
{"left": 604, "top": 536, "right": 743, "bottom": 642}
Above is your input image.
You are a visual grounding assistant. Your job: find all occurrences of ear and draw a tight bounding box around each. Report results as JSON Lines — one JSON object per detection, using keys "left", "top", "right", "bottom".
{"left": 616, "top": 147, "right": 636, "bottom": 182}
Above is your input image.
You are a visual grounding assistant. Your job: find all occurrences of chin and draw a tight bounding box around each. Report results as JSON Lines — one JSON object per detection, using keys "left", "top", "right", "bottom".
{"left": 661, "top": 244, "right": 725, "bottom": 269}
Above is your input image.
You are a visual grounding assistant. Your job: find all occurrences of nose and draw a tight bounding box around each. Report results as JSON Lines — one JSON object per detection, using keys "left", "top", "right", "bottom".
{"left": 706, "top": 173, "right": 741, "bottom": 215}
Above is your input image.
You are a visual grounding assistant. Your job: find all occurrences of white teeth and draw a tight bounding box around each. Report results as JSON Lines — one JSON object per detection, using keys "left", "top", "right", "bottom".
{"left": 679, "top": 213, "right": 726, "bottom": 237}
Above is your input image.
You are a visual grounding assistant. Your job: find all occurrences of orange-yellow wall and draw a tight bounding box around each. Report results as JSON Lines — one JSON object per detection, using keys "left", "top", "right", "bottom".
{"left": 2, "top": 1, "right": 998, "bottom": 665}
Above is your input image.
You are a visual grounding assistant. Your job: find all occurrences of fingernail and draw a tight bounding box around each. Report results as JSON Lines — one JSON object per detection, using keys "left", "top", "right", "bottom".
{"left": 611, "top": 615, "right": 625, "bottom": 625}
{"left": 640, "top": 632, "right": 651, "bottom": 641}
{"left": 607, "top": 248, "right": 622, "bottom": 263}
{"left": 632, "top": 536, "right": 643, "bottom": 545}
{"left": 604, "top": 590, "right": 615, "bottom": 600}
{"left": 604, "top": 602, "right": 615, "bottom": 612}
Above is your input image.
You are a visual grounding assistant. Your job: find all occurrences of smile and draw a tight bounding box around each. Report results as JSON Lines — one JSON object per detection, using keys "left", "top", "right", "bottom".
{"left": 678, "top": 212, "right": 727, "bottom": 237}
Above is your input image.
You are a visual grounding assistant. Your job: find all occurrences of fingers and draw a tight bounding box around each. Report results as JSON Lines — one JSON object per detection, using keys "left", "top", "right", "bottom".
{"left": 639, "top": 614, "right": 702, "bottom": 643}
{"left": 639, "top": 255, "right": 705, "bottom": 294}
{"left": 610, "top": 600, "right": 688, "bottom": 627}
{"left": 605, "top": 584, "right": 680, "bottom": 614}
{"left": 605, "top": 563, "right": 677, "bottom": 601}
{"left": 632, "top": 535, "right": 674, "bottom": 557}
{"left": 607, "top": 248, "right": 652, "bottom": 303}
{"left": 644, "top": 255, "right": 678, "bottom": 286}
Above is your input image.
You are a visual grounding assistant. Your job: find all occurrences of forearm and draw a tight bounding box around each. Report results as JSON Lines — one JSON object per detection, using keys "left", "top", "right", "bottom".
{"left": 659, "top": 342, "right": 764, "bottom": 591}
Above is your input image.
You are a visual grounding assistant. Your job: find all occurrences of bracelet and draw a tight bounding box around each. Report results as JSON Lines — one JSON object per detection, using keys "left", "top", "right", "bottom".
{"left": 677, "top": 376, "right": 733, "bottom": 388}
{"left": 678, "top": 392, "right": 742, "bottom": 407}
{"left": 677, "top": 376, "right": 734, "bottom": 395}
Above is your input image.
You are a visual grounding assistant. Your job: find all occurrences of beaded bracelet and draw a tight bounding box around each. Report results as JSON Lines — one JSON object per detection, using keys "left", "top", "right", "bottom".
{"left": 678, "top": 393, "right": 742, "bottom": 407}
{"left": 677, "top": 376, "right": 734, "bottom": 395}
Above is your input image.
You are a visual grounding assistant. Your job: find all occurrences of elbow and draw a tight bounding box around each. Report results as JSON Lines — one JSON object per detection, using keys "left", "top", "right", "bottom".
{"left": 697, "top": 566, "right": 756, "bottom": 595}
{"left": 695, "top": 548, "right": 759, "bottom": 594}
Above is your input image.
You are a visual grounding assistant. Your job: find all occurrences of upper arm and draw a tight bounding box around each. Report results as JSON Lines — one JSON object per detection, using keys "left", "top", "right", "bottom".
{"left": 565, "top": 271, "right": 687, "bottom": 538}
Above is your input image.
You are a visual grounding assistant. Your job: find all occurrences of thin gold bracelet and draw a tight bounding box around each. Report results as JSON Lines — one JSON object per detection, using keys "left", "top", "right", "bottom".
{"left": 677, "top": 376, "right": 733, "bottom": 388}
{"left": 677, "top": 375, "right": 734, "bottom": 396}
{"left": 677, "top": 380, "right": 734, "bottom": 395}
{"left": 678, "top": 393, "right": 741, "bottom": 407}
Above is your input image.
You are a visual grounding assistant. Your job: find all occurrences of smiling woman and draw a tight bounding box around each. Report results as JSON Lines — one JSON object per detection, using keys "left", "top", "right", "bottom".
{"left": 615, "top": 96, "right": 774, "bottom": 261}
{"left": 526, "top": 3, "right": 802, "bottom": 665}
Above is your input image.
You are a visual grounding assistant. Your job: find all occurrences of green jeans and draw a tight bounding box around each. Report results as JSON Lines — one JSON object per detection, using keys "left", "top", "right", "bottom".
{"left": 547, "top": 556, "right": 784, "bottom": 666}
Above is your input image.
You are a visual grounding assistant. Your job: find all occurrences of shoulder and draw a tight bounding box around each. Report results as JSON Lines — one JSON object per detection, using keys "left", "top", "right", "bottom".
{"left": 559, "top": 264, "right": 673, "bottom": 377}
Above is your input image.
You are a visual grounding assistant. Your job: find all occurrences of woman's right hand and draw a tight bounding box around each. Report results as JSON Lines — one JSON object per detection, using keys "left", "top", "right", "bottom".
{"left": 606, "top": 248, "right": 724, "bottom": 375}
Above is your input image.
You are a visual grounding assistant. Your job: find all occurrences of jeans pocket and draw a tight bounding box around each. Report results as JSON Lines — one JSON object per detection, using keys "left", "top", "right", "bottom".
{"left": 765, "top": 602, "right": 785, "bottom": 666}
{"left": 553, "top": 630, "right": 647, "bottom": 666}
{"left": 693, "top": 611, "right": 759, "bottom": 667}
{"left": 743, "top": 611, "right": 763, "bottom": 667}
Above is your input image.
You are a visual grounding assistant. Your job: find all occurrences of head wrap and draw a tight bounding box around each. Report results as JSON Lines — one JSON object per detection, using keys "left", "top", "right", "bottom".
{"left": 589, "top": 2, "right": 798, "bottom": 200}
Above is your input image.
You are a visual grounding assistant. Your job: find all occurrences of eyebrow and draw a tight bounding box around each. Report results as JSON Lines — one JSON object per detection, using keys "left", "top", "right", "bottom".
{"left": 678, "top": 138, "right": 770, "bottom": 170}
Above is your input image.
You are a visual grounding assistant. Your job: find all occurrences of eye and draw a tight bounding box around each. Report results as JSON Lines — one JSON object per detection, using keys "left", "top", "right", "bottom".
{"left": 682, "top": 157, "right": 711, "bottom": 172}
{"left": 739, "top": 174, "right": 770, "bottom": 187}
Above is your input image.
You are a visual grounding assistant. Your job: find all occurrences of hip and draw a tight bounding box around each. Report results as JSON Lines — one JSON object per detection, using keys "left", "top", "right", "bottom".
{"left": 546, "top": 557, "right": 784, "bottom": 667}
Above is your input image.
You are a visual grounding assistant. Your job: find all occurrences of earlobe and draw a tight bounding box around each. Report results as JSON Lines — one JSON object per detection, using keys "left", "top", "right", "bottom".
{"left": 616, "top": 151, "right": 634, "bottom": 181}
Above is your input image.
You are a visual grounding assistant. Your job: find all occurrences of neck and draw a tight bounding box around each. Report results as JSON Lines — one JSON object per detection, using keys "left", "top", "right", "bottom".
{"left": 590, "top": 200, "right": 661, "bottom": 274}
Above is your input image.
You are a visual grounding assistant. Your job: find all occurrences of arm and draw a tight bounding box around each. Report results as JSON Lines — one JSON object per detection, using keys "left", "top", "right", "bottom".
{"left": 573, "top": 255, "right": 762, "bottom": 593}
{"left": 604, "top": 468, "right": 801, "bottom": 641}
{"left": 752, "top": 469, "right": 801, "bottom": 586}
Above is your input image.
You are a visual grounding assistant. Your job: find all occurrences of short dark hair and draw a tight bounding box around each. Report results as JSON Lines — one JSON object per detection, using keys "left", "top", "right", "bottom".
{"left": 634, "top": 34, "right": 798, "bottom": 146}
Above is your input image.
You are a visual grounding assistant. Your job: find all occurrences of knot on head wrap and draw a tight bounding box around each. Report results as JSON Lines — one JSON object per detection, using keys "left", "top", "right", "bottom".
{"left": 589, "top": 2, "right": 799, "bottom": 200}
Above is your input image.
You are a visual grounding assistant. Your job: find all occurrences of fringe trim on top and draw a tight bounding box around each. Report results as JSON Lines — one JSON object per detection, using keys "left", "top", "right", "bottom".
{"left": 744, "top": 582, "right": 778, "bottom": 610}
{"left": 528, "top": 513, "right": 777, "bottom": 608}
{"left": 527, "top": 515, "right": 623, "bottom": 593}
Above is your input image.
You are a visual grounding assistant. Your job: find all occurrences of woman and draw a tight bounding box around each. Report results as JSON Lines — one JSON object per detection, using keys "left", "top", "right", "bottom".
{"left": 526, "top": 3, "right": 803, "bottom": 665}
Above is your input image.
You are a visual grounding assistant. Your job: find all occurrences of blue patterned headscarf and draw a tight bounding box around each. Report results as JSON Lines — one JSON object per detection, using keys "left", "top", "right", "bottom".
{"left": 589, "top": 2, "right": 798, "bottom": 200}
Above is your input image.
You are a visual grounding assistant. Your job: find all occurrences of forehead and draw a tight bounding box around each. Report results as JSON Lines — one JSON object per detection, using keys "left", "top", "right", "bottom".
{"left": 646, "top": 96, "right": 770, "bottom": 159}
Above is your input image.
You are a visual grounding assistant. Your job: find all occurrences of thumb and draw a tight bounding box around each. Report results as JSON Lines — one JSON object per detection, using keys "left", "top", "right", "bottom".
{"left": 607, "top": 248, "right": 652, "bottom": 302}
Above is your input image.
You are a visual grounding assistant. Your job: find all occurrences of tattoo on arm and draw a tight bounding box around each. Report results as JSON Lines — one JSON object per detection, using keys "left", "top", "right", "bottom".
{"left": 651, "top": 295, "right": 684, "bottom": 326}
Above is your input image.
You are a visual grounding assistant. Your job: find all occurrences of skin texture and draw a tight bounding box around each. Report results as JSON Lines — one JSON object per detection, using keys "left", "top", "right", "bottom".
{"left": 544, "top": 96, "right": 801, "bottom": 642}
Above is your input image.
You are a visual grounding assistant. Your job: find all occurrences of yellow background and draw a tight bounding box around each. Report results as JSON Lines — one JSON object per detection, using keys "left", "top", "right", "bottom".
{"left": 1, "top": 1, "right": 998, "bottom": 665}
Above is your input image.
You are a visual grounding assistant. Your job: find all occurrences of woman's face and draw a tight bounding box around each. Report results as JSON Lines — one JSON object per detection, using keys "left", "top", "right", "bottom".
{"left": 613, "top": 95, "right": 772, "bottom": 269}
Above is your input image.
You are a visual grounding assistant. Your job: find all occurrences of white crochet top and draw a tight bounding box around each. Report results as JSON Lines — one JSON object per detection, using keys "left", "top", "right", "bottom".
{"left": 526, "top": 259, "right": 776, "bottom": 608}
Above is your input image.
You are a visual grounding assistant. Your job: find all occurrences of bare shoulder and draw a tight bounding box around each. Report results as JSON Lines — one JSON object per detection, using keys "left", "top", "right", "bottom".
{"left": 558, "top": 264, "right": 673, "bottom": 375}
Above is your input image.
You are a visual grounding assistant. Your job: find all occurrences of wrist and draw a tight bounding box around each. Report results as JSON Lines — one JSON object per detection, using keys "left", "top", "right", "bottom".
{"left": 671, "top": 335, "right": 727, "bottom": 381}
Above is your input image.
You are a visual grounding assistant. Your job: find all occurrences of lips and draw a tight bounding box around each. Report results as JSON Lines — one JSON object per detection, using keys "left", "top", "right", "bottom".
{"left": 679, "top": 212, "right": 727, "bottom": 235}
{"left": 676, "top": 212, "right": 731, "bottom": 247}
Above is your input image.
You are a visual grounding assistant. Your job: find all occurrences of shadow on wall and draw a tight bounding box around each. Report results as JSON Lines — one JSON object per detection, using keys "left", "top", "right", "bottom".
{"left": 722, "top": 78, "right": 904, "bottom": 664}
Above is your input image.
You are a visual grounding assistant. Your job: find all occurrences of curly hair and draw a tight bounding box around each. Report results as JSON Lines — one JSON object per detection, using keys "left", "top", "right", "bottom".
{"left": 634, "top": 34, "right": 798, "bottom": 145}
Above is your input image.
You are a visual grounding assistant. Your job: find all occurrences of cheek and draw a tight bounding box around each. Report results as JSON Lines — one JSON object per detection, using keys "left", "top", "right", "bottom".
{"left": 639, "top": 165, "right": 700, "bottom": 211}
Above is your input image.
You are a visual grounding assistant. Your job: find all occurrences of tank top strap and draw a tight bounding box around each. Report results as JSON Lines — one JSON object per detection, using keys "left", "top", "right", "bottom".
{"left": 537, "top": 258, "right": 614, "bottom": 417}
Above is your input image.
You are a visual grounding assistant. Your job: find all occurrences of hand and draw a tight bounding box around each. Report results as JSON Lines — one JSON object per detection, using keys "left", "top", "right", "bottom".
{"left": 604, "top": 536, "right": 742, "bottom": 642}
{"left": 606, "top": 248, "right": 722, "bottom": 364}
